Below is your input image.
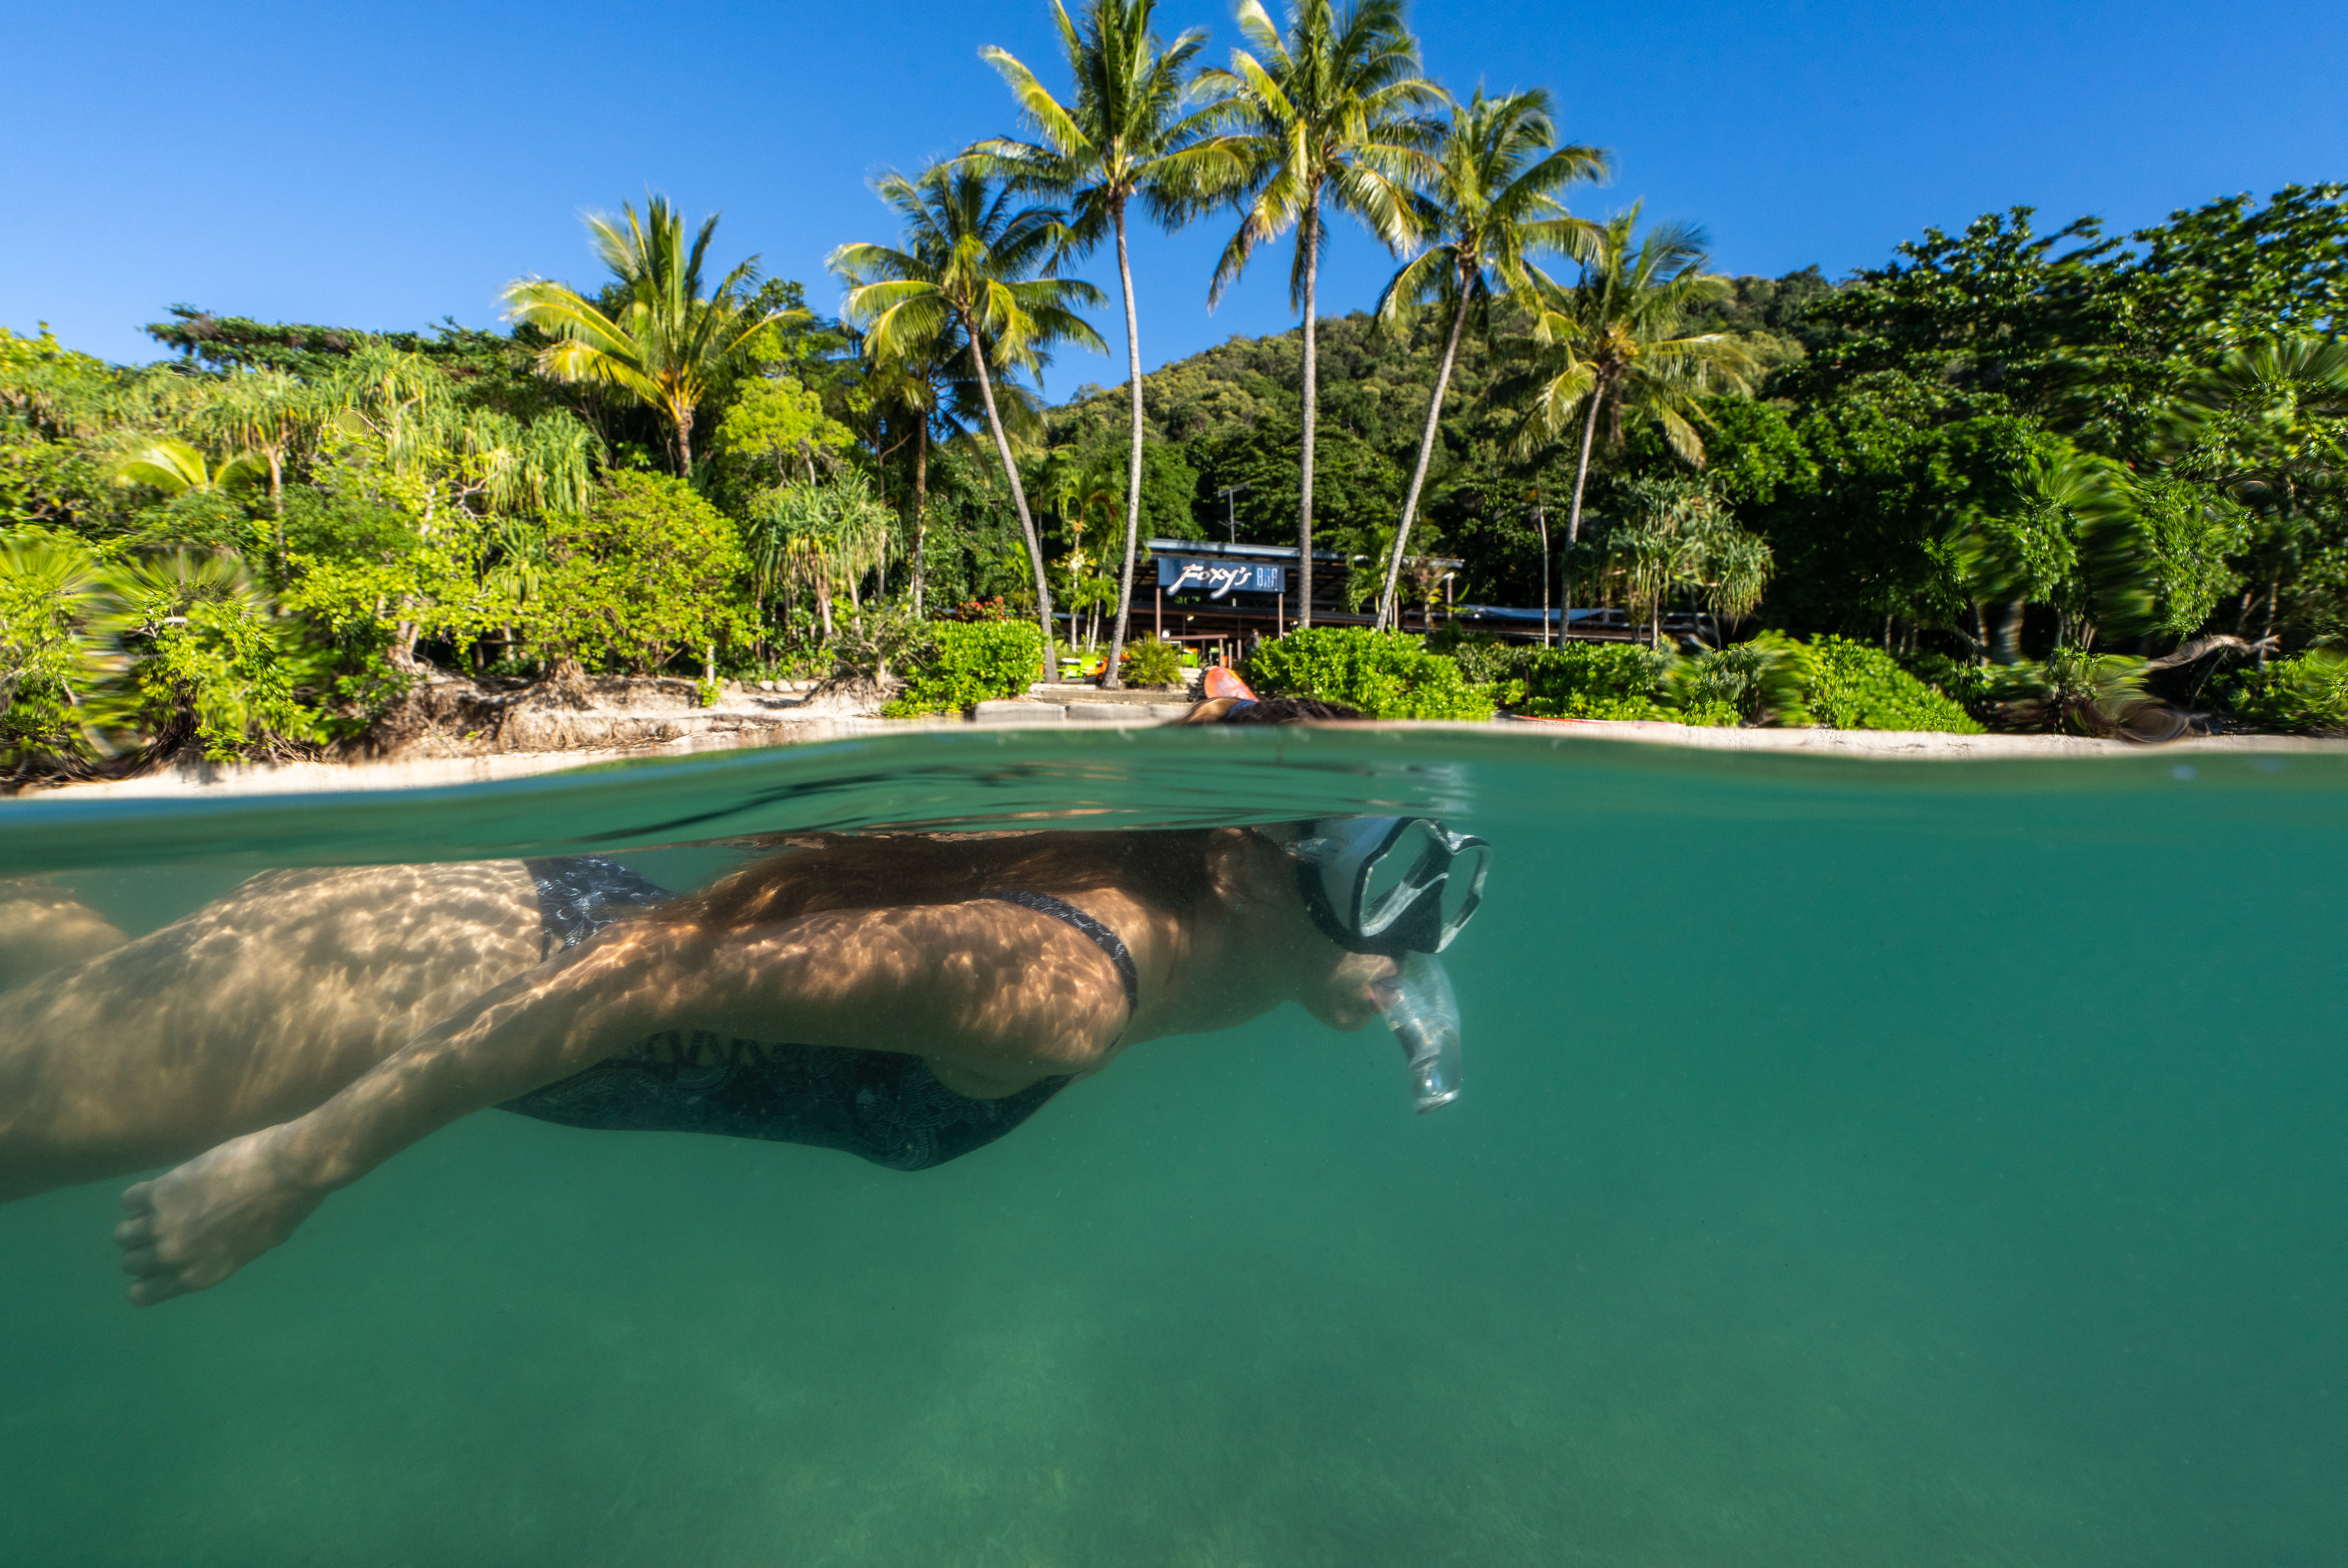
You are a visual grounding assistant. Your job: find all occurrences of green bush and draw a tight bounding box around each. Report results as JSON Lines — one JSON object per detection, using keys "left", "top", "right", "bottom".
{"left": 1118, "top": 636, "right": 1186, "bottom": 688}
{"left": 1512, "top": 642, "right": 1678, "bottom": 721}
{"left": 1671, "top": 631, "right": 1814, "bottom": 726}
{"left": 1428, "top": 630, "right": 1536, "bottom": 690}
{"left": 533, "top": 472, "right": 752, "bottom": 675}
{"left": 885, "top": 620, "right": 1047, "bottom": 717}
{"left": 1807, "top": 636, "right": 1986, "bottom": 733}
{"left": 1241, "top": 627, "right": 1494, "bottom": 721}
{"left": 2228, "top": 648, "right": 2348, "bottom": 735}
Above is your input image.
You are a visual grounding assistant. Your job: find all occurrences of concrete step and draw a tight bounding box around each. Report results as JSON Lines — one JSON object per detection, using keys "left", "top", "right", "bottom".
{"left": 971, "top": 700, "right": 1071, "bottom": 724}
{"left": 1067, "top": 701, "right": 1196, "bottom": 722}
{"left": 1029, "top": 681, "right": 1200, "bottom": 706}
{"left": 971, "top": 699, "right": 1195, "bottom": 725}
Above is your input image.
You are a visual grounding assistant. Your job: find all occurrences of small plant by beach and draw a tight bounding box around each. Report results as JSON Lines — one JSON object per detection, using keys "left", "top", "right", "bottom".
{"left": 1118, "top": 636, "right": 1186, "bottom": 689}
{"left": 1511, "top": 643, "right": 1677, "bottom": 721}
{"left": 1669, "top": 632, "right": 1813, "bottom": 727}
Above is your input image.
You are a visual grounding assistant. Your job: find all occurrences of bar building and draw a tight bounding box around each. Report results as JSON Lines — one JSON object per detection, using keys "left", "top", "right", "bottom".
{"left": 1133, "top": 538, "right": 1647, "bottom": 665}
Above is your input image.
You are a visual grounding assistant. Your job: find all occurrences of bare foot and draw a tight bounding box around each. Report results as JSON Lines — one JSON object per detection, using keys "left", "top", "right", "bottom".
{"left": 113, "top": 1126, "right": 330, "bottom": 1305}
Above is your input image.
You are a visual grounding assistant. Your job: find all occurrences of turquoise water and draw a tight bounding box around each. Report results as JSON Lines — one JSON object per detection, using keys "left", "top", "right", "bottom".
{"left": 2, "top": 727, "right": 2343, "bottom": 1566}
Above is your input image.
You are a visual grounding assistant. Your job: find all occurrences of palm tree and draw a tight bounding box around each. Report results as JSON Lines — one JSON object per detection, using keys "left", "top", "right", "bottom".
{"left": 501, "top": 197, "right": 776, "bottom": 477}
{"left": 1369, "top": 88, "right": 1606, "bottom": 631}
{"left": 1194, "top": 0, "right": 1441, "bottom": 626}
{"left": 973, "top": 0, "right": 1224, "bottom": 685}
{"left": 831, "top": 164, "right": 1107, "bottom": 672}
{"left": 1504, "top": 208, "right": 1758, "bottom": 631}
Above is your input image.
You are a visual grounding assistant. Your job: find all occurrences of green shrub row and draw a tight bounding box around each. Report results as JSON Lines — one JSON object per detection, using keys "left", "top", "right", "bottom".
{"left": 882, "top": 620, "right": 1046, "bottom": 717}
{"left": 1260, "top": 627, "right": 1988, "bottom": 732}
{"left": 1241, "top": 627, "right": 1496, "bottom": 721}
{"left": 1802, "top": 636, "right": 1985, "bottom": 733}
{"left": 1512, "top": 643, "right": 1679, "bottom": 721}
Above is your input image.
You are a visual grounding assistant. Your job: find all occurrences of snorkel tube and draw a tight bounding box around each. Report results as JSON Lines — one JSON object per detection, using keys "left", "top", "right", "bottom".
{"left": 1278, "top": 809, "right": 1485, "bottom": 1115}
{"left": 1201, "top": 673, "right": 1483, "bottom": 1115}
{"left": 1375, "top": 951, "right": 1462, "bottom": 1113}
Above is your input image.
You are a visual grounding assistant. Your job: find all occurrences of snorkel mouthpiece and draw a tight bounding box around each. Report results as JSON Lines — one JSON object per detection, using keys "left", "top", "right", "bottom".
{"left": 1377, "top": 951, "right": 1462, "bottom": 1113}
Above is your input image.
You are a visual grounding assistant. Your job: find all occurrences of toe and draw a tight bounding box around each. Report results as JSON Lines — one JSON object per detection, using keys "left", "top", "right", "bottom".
{"left": 119, "top": 1180, "right": 155, "bottom": 1213}
{"left": 112, "top": 1212, "right": 156, "bottom": 1248}
{"left": 128, "top": 1274, "right": 189, "bottom": 1307}
{"left": 117, "top": 1244, "right": 160, "bottom": 1277}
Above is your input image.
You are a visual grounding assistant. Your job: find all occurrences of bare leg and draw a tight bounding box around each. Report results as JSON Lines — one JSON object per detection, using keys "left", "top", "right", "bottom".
{"left": 0, "top": 860, "right": 543, "bottom": 1203}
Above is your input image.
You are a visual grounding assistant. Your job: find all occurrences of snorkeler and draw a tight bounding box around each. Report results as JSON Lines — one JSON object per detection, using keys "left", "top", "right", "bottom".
{"left": 0, "top": 688, "right": 1487, "bottom": 1305}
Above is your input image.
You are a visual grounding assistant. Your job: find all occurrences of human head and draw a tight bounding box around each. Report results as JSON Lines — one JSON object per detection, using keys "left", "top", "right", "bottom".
{"left": 1172, "top": 666, "right": 1365, "bottom": 725}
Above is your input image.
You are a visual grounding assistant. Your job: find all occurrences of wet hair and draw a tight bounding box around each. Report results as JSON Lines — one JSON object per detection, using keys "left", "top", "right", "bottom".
{"left": 1177, "top": 695, "right": 1365, "bottom": 724}
{"left": 663, "top": 830, "right": 1223, "bottom": 930}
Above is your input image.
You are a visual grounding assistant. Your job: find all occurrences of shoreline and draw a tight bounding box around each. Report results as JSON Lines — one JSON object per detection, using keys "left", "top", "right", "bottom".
{"left": 10, "top": 699, "right": 2342, "bottom": 804}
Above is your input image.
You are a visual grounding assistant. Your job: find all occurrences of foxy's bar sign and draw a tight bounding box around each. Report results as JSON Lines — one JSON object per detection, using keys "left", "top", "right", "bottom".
{"left": 1156, "top": 556, "right": 1285, "bottom": 598}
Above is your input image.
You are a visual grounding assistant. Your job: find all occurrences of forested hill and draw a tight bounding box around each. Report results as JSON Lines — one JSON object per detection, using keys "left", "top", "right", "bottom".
{"left": 1037, "top": 266, "right": 1835, "bottom": 607}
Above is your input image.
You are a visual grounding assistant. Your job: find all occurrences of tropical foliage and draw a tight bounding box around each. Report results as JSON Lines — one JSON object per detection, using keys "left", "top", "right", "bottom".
{"left": 831, "top": 163, "right": 1108, "bottom": 673}
{"left": 974, "top": 0, "right": 1223, "bottom": 684}
{"left": 501, "top": 197, "right": 778, "bottom": 476}
{"left": 5, "top": 6, "right": 2343, "bottom": 771}
{"left": 1194, "top": 0, "right": 1442, "bottom": 626}
{"left": 884, "top": 619, "right": 1051, "bottom": 716}
{"left": 1242, "top": 624, "right": 1492, "bottom": 719}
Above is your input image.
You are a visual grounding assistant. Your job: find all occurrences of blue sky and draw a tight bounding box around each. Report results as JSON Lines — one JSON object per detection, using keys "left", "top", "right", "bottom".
{"left": 5, "top": 0, "right": 2341, "bottom": 387}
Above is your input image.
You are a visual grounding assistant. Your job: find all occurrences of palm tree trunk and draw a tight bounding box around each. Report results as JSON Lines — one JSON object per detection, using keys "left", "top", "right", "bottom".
{"left": 911, "top": 417, "right": 929, "bottom": 618}
{"left": 1103, "top": 207, "right": 1145, "bottom": 689}
{"left": 964, "top": 324, "right": 1056, "bottom": 678}
{"left": 266, "top": 448, "right": 286, "bottom": 555}
{"left": 1297, "top": 204, "right": 1320, "bottom": 630}
{"left": 1561, "top": 391, "right": 1602, "bottom": 641}
{"left": 1534, "top": 497, "right": 1551, "bottom": 649}
{"left": 1564, "top": 390, "right": 1601, "bottom": 550}
{"left": 674, "top": 404, "right": 695, "bottom": 478}
{"left": 1377, "top": 281, "right": 1471, "bottom": 632}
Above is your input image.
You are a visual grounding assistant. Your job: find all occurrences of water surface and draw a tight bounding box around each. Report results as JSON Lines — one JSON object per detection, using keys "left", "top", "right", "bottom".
{"left": 2, "top": 728, "right": 2341, "bottom": 1567}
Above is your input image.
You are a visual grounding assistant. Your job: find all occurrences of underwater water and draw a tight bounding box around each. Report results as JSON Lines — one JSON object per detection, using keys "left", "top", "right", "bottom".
{"left": 1, "top": 725, "right": 2343, "bottom": 1567}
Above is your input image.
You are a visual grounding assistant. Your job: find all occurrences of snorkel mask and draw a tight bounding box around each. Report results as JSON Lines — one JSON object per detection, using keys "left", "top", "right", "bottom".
{"left": 1279, "top": 816, "right": 1490, "bottom": 1114}
{"left": 1198, "top": 671, "right": 1488, "bottom": 1113}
